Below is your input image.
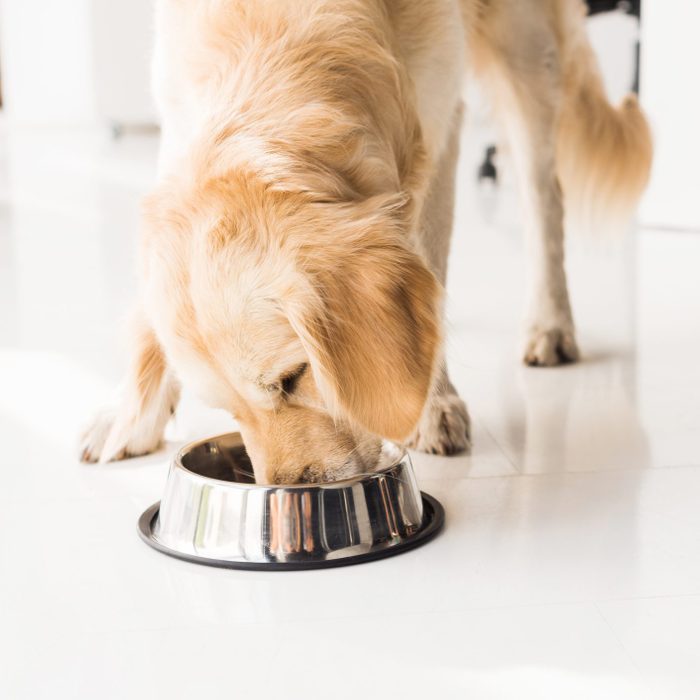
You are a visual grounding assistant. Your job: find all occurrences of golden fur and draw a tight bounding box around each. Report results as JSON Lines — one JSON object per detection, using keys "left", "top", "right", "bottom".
{"left": 555, "top": 2, "right": 653, "bottom": 235}
{"left": 81, "top": 0, "right": 652, "bottom": 483}
{"left": 465, "top": 0, "right": 652, "bottom": 236}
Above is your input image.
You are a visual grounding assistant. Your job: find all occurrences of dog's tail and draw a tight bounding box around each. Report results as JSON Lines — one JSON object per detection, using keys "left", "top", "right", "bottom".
{"left": 556, "top": 0, "right": 653, "bottom": 236}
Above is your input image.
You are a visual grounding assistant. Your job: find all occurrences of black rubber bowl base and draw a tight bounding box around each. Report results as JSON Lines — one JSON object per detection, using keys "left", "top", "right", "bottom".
{"left": 137, "top": 492, "right": 444, "bottom": 571}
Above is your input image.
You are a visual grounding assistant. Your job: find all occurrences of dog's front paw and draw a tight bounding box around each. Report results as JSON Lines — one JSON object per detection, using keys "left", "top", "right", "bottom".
{"left": 407, "top": 391, "right": 471, "bottom": 456}
{"left": 523, "top": 325, "right": 579, "bottom": 367}
{"left": 79, "top": 409, "right": 162, "bottom": 463}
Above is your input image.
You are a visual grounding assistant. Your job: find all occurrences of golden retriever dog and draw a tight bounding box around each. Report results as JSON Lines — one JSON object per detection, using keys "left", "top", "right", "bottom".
{"left": 80, "top": 0, "right": 652, "bottom": 483}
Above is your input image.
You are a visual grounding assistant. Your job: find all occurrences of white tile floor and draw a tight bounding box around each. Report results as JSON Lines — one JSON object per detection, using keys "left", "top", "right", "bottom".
{"left": 1, "top": 123, "right": 699, "bottom": 700}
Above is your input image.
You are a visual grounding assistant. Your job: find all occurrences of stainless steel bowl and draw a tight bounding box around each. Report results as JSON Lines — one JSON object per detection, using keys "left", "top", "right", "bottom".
{"left": 138, "top": 432, "right": 444, "bottom": 570}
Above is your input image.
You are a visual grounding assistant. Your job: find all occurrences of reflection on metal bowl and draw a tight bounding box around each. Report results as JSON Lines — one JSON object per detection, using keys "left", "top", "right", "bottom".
{"left": 138, "top": 432, "right": 444, "bottom": 570}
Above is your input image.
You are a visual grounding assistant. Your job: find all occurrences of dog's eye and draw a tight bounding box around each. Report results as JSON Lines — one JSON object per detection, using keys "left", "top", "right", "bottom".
{"left": 280, "top": 363, "right": 308, "bottom": 396}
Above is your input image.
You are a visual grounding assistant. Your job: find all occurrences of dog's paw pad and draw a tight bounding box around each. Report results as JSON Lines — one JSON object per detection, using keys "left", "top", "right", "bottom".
{"left": 408, "top": 392, "right": 471, "bottom": 456}
{"left": 523, "top": 328, "right": 579, "bottom": 367}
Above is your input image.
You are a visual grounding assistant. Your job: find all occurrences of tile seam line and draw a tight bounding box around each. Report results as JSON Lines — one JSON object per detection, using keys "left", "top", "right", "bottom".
{"left": 470, "top": 416, "right": 520, "bottom": 473}
{"left": 593, "top": 600, "right": 651, "bottom": 689}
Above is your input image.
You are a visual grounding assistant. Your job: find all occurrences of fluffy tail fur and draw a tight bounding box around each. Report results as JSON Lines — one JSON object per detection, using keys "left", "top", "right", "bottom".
{"left": 556, "top": 0, "right": 653, "bottom": 235}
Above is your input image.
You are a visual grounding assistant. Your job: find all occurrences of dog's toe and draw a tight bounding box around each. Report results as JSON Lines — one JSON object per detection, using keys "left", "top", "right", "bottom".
{"left": 78, "top": 409, "right": 161, "bottom": 463}
{"left": 408, "top": 391, "right": 471, "bottom": 456}
{"left": 523, "top": 327, "right": 579, "bottom": 367}
{"left": 79, "top": 410, "right": 116, "bottom": 463}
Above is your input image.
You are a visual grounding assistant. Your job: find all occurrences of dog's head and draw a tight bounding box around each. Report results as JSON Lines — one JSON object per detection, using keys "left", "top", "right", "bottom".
{"left": 143, "top": 175, "right": 441, "bottom": 483}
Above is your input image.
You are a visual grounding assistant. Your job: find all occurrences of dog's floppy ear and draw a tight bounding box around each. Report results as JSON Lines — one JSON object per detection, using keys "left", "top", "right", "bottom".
{"left": 287, "top": 200, "right": 442, "bottom": 441}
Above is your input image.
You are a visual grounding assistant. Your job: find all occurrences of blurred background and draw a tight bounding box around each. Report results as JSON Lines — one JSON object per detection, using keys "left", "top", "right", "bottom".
{"left": 0, "top": 0, "right": 696, "bottom": 229}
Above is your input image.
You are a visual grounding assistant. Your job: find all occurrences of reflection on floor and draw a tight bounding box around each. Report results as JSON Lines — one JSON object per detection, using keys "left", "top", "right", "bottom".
{"left": 1, "top": 125, "right": 699, "bottom": 700}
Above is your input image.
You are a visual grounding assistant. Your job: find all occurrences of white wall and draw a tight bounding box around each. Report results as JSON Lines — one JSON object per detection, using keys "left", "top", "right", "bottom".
{"left": 0, "top": 0, "right": 155, "bottom": 128}
{"left": 0, "top": 0, "right": 97, "bottom": 126}
{"left": 91, "top": 0, "right": 156, "bottom": 126}
{"left": 639, "top": 1, "right": 700, "bottom": 230}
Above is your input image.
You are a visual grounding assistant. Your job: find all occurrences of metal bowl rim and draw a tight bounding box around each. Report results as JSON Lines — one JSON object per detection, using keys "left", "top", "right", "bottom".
{"left": 173, "top": 432, "right": 409, "bottom": 491}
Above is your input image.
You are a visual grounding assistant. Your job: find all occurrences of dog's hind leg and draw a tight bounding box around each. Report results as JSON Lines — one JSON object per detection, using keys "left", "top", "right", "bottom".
{"left": 79, "top": 311, "right": 180, "bottom": 462}
{"left": 512, "top": 84, "right": 580, "bottom": 368}
{"left": 408, "top": 103, "right": 470, "bottom": 455}
{"left": 471, "top": 5, "right": 579, "bottom": 366}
